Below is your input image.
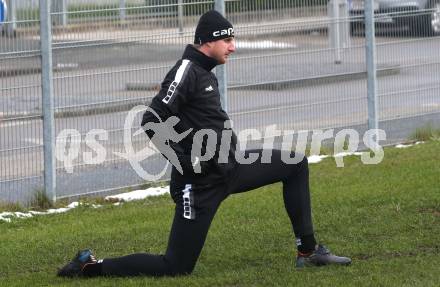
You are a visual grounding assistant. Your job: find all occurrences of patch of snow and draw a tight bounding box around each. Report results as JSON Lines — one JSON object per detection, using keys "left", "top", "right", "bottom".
{"left": 0, "top": 201, "right": 93, "bottom": 222}
{"left": 0, "top": 201, "right": 87, "bottom": 222}
{"left": 0, "top": 187, "right": 170, "bottom": 223}
{"left": 105, "top": 186, "right": 170, "bottom": 202}
{"left": 395, "top": 141, "right": 424, "bottom": 149}
{"left": 308, "top": 155, "right": 329, "bottom": 163}
{"left": 309, "top": 151, "right": 364, "bottom": 163}
{"left": 333, "top": 152, "right": 363, "bottom": 157}
{"left": 395, "top": 144, "right": 412, "bottom": 148}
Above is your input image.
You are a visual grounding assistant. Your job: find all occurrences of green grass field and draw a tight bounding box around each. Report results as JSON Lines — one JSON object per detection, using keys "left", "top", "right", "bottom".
{"left": 1, "top": 141, "right": 439, "bottom": 286}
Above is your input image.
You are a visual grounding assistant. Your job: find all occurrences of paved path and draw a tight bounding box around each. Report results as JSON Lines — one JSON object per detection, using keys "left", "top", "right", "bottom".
{"left": 0, "top": 16, "right": 329, "bottom": 73}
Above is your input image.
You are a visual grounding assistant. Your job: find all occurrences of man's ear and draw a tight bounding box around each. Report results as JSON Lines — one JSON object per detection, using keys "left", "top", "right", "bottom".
{"left": 198, "top": 42, "right": 213, "bottom": 58}
{"left": 203, "top": 41, "right": 214, "bottom": 49}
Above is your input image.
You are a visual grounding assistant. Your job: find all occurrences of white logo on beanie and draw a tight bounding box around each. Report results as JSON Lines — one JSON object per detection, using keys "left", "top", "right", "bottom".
{"left": 213, "top": 27, "right": 234, "bottom": 37}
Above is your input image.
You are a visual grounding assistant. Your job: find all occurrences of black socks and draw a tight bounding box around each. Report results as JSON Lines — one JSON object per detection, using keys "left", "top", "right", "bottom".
{"left": 296, "top": 234, "right": 317, "bottom": 254}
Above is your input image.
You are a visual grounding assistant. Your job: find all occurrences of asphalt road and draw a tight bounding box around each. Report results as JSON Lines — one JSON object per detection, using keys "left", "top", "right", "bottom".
{"left": 1, "top": 33, "right": 439, "bottom": 203}
{"left": 1, "top": 34, "right": 439, "bottom": 114}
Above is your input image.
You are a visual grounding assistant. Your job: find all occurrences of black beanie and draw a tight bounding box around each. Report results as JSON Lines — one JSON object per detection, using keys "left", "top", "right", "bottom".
{"left": 194, "top": 10, "right": 234, "bottom": 45}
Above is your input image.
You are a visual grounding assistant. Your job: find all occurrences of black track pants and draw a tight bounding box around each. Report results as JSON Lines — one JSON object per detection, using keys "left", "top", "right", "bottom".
{"left": 102, "top": 149, "right": 314, "bottom": 276}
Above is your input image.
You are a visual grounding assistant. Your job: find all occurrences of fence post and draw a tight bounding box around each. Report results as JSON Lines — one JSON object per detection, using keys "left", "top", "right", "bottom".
{"left": 178, "top": 0, "right": 183, "bottom": 34}
{"left": 5, "top": 0, "right": 16, "bottom": 37}
{"left": 39, "top": 0, "right": 57, "bottom": 203}
{"left": 328, "top": 0, "right": 342, "bottom": 64}
{"left": 120, "top": 0, "right": 126, "bottom": 22}
{"left": 364, "top": 0, "right": 379, "bottom": 133}
{"left": 328, "top": 0, "right": 351, "bottom": 64}
{"left": 214, "top": 0, "right": 228, "bottom": 112}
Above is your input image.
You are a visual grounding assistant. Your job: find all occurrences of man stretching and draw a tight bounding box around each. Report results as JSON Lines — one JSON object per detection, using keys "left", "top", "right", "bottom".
{"left": 58, "top": 10, "right": 351, "bottom": 278}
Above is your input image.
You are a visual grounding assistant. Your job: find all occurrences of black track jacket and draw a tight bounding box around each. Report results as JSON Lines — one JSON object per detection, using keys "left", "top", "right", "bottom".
{"left": 141, "top": 45, "right": 237, "bottom": 184}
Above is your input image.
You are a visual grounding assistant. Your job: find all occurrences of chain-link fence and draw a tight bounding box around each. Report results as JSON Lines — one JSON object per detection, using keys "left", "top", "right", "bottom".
{"left": 1, "top": 0, "right": 439, "bottom": 204}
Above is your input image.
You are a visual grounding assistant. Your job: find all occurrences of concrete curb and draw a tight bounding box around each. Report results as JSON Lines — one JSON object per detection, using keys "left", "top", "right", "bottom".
{"left": 126, "top": 64, "right": 400, "bottom": 91}
{"left": 1, "top": 98, "right": 151, "bottom": 122}
{"left": 0, "top": 65, "right": 79, "bottom": 78}
{"left": 126, "top": 83, "right": 160, "bottom": 91}
{"left": 229, "top": 64, "right": 400, "bottom": 90}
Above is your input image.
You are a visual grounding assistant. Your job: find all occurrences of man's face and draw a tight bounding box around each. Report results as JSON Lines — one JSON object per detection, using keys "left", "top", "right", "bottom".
{"left": 206, "top": 37, "right": 236, "bottom": 64}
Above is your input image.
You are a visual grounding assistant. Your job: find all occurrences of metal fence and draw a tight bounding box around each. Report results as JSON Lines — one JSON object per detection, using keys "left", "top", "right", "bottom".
{"left": 1, "top": 0, "right": 439, "bottom": 204}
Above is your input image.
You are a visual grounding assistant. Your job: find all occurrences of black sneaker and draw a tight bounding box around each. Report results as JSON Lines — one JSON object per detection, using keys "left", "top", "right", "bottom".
{"left": 296, "top": 244, "right": 351, "bottom": 268}
{"left": 57, "top": 249, "right": 97, "bottom": 277}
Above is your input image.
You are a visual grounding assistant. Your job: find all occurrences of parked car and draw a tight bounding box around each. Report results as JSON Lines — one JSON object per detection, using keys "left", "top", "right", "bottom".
{"left": 0, "top": 0, "right": 7, "bottom": 23}
{"left": 349, "top": 0, "right": 440, "bottom": 36}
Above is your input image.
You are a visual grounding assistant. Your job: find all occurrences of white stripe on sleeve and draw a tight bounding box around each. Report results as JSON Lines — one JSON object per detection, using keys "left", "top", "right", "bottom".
{"left": 162, "top": 59, "right": 191, "bottom": 104}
